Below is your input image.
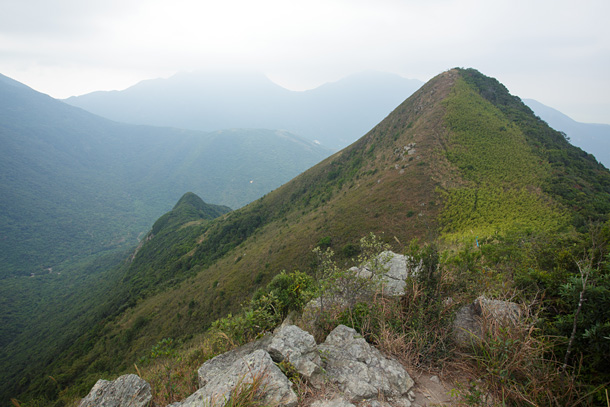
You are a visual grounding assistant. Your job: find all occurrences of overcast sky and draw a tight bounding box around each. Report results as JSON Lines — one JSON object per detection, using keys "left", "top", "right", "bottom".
{"left": 1, "top": 0, "right": 608, "bottom": 123}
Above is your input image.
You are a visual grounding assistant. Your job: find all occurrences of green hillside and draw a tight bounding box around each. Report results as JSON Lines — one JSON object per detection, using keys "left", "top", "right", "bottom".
{"left": 8, "top": 68, "right": 610, "bottom": 406}
{"left": 0, "top": 74, "right": 329, "bottom": 406}
{"left": 0, "top": 74, "right": 330, "bottom": 278}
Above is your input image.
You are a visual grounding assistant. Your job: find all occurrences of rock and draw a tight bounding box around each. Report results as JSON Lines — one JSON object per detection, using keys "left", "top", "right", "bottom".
{"left": 360, "top": 400, "right": 394, "bottom": 407}
{"left": 474, "top": 296, "right": 521, "bottom": 324}
{"left": 311, "top": 397, "right": 356, "bottom": 407}
{"left": 302, "top": 251, "right": 422, "bottom": 336}
{"left": 453, "top": 302, "right": 481, "bottom": 345}
{"left": 453, "top": 296, "right": 522, "bottom": 346}
{"left": 197, "top": 334, "right": 272, "bottom": 388}
{"left": 268, "top": 324, "right": 323, "bottom": 381}
{"left": 318, "top": 325, "right": 414, "bottom": 401}
{"left": 78, "top": 374, "right": 151, "bottom": 407}
{"left": 356, "top": 251, "right": 420, "bottom": 297}
{"left": 177, "top": 349, "right": 297, "bottom": 407}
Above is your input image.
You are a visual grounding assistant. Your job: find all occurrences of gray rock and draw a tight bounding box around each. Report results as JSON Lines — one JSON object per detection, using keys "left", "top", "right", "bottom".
{"left": 197, "top": 334, "right": 272, "bottom": 388}
{"left": 311, "top": 398, "right": 356, "bottom": 407}
{"left": 453, "top": 302, "right": 481, "bottom": 345}
{"left": 356, "top": 251, "right": 420, "bottom": 297}
{"left": 177, "top": 350, "right": 297, "bottom": 407}
{"left": 453, "top": 296, "right": 522, "bottom": 346}
{"left": 268, "top": 324, "right": 323, "bottom": 381}
{"left": 474, "top": 296, "right": 521, "bottom": 324}
{"left": 302, "top": 252, "right": 421, "bottom": 335}
{"left": 78, "top": 374, "right": 151, "bottom": 407}
{"left": 362, "top": 400, "right": 411, "bottom": 407}
{"left": 318, "top": 325, "right": 414, "bottom": 401}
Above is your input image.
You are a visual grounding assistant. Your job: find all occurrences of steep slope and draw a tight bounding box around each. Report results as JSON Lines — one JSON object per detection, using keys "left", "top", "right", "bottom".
{"left": 524, "top": 98, "right": 610, "bottom": 168}
{"left": 14, "top": 68, "right": 610, "bottom": 405}
{"left": 0, "top": 74, "right": 329, "bottom": 277}
{"left": 64, "top": 70, "right": 423, "bottom": 149}
{"left": 0, "top": 74, "right": 328, "bottom": 405}
{"left": 0, "top": 193, "right": 229, "bottom": 405}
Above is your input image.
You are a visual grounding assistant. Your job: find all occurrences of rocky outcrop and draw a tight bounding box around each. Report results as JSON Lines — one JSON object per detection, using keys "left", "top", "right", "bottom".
{"left": 453, "top": 296, "right": 522, "bottom": 346}
{"left": 80, "top": 299, "right": 422, "bottom": 407}
{"left": 267, "top": 323, "right": 323, "bottom": 382}
{"left": 79, "top": 322, "right": 421, "bottom": 407}
{"left": 311, "top": 398, "right": 356, "bottom": 407}
{"left": 188, "top": 323, "right": 413, "bottom": 407}
{"left": 319, "top": 325, "right": 414, "bottom": 402}
{"left": 302, "top": 251, "right": 418, "bottom": 333}
{"left": 175, "top": 349, "right": 297, "bottom": 407}
{"left": 78, "top": 374, "right": 151, "bottom": 407}
{"left": 197, "top": 334, "right": 273, "bottom": 388}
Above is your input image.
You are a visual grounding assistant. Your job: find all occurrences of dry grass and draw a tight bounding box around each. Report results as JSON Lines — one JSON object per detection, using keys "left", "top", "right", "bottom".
{"left": 139, "top": 330, "right": 237, "bottom": 406}
{"left": 458, "top": 307, "right": 582, "bottom": 406}
{"left": 221, "top": 370, "right": 270, "bottom": 407}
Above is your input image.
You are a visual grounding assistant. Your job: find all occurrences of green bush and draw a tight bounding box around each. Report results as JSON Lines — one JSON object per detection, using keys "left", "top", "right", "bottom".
{"left": 213, "top": 270, "right": 315, "bottom": 345}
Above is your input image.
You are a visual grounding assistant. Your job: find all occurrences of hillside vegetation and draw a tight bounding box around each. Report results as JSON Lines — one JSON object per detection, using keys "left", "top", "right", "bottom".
{"left": 524, "top": 98, "right": 610, "bottom": 169}
{"left": 7, "top": 68, "right": 610, "bottom": 406}
{"left": 0, "top": 74, "right": 329, "bottom": 278}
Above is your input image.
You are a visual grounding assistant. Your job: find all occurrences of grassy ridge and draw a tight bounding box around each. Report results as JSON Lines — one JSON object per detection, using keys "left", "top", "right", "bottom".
{"left": 440, "top": 76, "right": 568, "bottom": 239}
{"left": 458, "top": 68, "right": 610, "bottom": 227}
{"left": 18, "top": 72, "right": 453, "bottom": 404}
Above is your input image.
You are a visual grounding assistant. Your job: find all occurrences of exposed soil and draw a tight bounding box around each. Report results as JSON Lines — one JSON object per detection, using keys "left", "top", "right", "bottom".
{"left": 409, "top": 370, "right": 459, "bottom": 406}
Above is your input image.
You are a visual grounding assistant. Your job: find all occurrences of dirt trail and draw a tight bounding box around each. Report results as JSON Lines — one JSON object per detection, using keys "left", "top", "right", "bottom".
{"left": 409, "top": 370, "right": 459, "bottom": 407}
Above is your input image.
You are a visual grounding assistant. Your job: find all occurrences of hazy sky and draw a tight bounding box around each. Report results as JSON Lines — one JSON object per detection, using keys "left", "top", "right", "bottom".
{"left": 1, "top": 0, "right": 609, "bottom": 123}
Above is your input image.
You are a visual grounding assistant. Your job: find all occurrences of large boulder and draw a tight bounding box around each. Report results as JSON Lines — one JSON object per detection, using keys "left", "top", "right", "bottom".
{"left": 318, "top": 325, "right": 414, "bottom": 402}
{"left": 78, "top": 374, "right": 151, "bottom": 407}
{"left": 175, "top": 349, "right": 297, "bottom": 407}
{"left": 354, "top": 251, "right": 417, "bottom": 297}
{"left": 453, "top": 296, "right": 522, "bottom": 346}
{"left": 197, "top": 334, "right": 272, "bottom": 388}
{"left": 302, "top": 251, "right": 417, "bottom": 335}
{"left": 267, "top": 324, "right": 323, "bottom": 382}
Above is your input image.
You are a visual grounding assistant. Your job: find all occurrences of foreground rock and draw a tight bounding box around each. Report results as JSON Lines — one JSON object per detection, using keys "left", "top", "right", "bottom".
{"left": 197, "top": 334, "right": 273, "bottom": 388}
{"left": 80, "top": 323, "right": 417, "bottom": 407}
{"left": 453, "top": 296, "right": 522, "bottom": 346}
{"left": 175, "top": 349, "right": 297, "bottom": 407}
{"left": 267, "top": 323, "right": 323, "bottom": 382}
{"left": 190, "top": 324, "right": 414, "bottom": 406}
{"left": 78, "top": 374, "right": 151, "bottom": 407}
{"left": 319, "top": 325, "right": 414, "bottom": 402}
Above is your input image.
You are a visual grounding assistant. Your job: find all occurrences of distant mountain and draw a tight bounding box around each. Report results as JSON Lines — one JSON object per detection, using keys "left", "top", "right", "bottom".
{"left": 524, "top": 98, "right": 610, "bottom": 168}
{"left": 0, "top": 73, "right": 330, "bottom": 278}
{"left": 64, "top": 71, "right": 424, "bottom": 149}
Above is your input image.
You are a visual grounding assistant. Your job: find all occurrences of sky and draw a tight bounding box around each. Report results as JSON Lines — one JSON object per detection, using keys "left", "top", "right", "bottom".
{"left": 1, "top": 0, "right": 609, "bottom": 124}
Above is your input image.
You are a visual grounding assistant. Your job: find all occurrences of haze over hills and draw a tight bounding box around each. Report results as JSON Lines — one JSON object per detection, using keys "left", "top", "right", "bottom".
{"left": 64, "top": 70, "right": 424, "bottom": 150}
{"left": 64, "top": 70, "right": 610, "bottom": 168}
{"left": 0, "top": 73, "right": 330, "bottom": 278}
{"left": 9, "top": 68, "right": 609, "bottom": 406}
{"left": 524, "top": 98, "right": 610, "bottom": 168}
